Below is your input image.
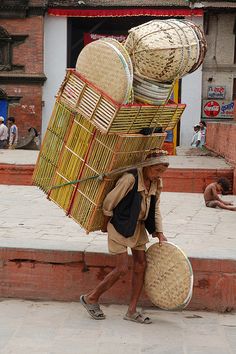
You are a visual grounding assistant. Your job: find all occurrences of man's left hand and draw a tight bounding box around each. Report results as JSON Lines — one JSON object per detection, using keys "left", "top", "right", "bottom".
{"left": 152, "top": 232, "right": 167, "bottom": 246}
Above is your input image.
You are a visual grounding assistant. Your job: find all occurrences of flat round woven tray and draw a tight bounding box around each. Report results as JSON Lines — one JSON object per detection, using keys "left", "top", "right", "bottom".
{"left": 76, "top": 39, "right": 133, "bottom": 104}
{"left": 145, "top": 242, "right": 193, "bottom": 310}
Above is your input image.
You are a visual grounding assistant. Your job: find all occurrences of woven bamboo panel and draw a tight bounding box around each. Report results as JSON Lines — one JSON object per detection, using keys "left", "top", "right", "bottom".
{"left": 57, "top": 70, "right": 185, "bottom": 134}
{"left": 47, "top": 111, "right": 166, "bottom": 232}
{"left": 32, "top": 102, "right": 74, "bottom": 193}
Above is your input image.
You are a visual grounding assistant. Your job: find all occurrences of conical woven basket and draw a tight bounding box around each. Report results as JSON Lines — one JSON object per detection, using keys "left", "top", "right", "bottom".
{"left": 145, "top": 242, "right": 193, "bottom": 310}
{"left": 124, "top": 19, "right": 207, "bottom": 83}
{"left": 76, "top": 39, "right": 133, "bottom": 104}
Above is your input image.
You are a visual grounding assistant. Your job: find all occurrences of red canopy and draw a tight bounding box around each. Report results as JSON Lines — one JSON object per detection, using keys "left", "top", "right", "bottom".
{"left": 48, "top": 8, "right": 203, "bottom": 18}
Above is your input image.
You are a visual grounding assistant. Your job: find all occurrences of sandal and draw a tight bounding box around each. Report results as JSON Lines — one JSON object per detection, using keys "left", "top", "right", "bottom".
{"left": 80, "top": 295, "right": 105, "bottom": 320}
{"left": 124, "top": 311, "right": 152, "bottom": 324}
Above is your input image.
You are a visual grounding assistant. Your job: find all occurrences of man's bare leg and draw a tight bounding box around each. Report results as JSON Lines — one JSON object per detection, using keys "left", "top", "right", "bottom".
{"left": 85, "top": 252, "right": 129, "bottom": 304}
{"left": 127, "top": 249, "right": 146, "bottom": 315}
{"left": 209, "top": 200, "right": 236, "bottom": 211}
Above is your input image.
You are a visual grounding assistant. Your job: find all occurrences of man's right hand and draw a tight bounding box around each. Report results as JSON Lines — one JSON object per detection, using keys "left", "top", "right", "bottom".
{"left": 101, "top": 216, "right": 111, "bottom": 232}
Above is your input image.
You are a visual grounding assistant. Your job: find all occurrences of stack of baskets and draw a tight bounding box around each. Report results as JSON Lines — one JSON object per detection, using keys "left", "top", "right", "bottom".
{"left": 33, "top": 19, "right": 206, "bottom": 233}
{"left": 124, "top": 19, "right": 207, "bottom": 104}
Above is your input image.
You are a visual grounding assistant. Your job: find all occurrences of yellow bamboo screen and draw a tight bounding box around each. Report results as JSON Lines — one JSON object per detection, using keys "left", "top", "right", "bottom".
{"left": 45, "top": 109, "right": 166, "bottom": 232}
{"left": 57, "top": 70, "right": 185, "bottom": 134}
{"left": 32, "top": 102, "right": 74, "bottom": 192}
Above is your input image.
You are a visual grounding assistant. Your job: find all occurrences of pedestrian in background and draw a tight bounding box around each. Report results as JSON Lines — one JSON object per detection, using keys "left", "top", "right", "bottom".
{"left": 0, "top": 116, "right": 8, "bottom": 149}
{"left": 196, "top": 120, "right": 207, "bottom": 148}
{"left": 7, "top": 117, "right": 18, "bottom": 149}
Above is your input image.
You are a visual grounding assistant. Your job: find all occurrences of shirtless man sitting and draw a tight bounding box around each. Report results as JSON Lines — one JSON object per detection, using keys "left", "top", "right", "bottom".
{"left": 204, "top": 178, "right": 236, "bottom": 211}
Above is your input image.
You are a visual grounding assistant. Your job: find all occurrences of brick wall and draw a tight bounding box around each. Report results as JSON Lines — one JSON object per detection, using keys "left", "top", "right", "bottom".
{"left": 0, "top": 17, "right": 44, "bottom": 74}
{"left": 0, "top": 16, "right": 44, "bottom": 139}
{"left": 1, "top": 248, "right": 236, "bottom": 312}
{"left": 1, "top": 84, "right": 43, "bottom": 137}
{"left": 206, "top": 121, "right": 236, "bottom": 194}
{"left": 206, "top": 122, "right": 236, "bottom": 165}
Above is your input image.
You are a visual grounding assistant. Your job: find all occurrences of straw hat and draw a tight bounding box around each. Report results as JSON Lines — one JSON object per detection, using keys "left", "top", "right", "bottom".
{"left": 75, "top": 39, "right": 133, "bottom": 104}
{"left": 142, "top": 150, "right": 169, "bottom": 167}
{"left": 145, "top": 242, "right": 193, "bottom": 310}
{"left": 0, "top": 116, "right": 5, "bottom": 122}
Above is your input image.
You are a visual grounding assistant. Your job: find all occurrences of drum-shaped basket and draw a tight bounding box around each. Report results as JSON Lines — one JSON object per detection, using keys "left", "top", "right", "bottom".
{"left": 145, "top": 242, "right": 193, "bottom": 310}
{"left": 124, "top": 19, "right": 207, "bottom": 82}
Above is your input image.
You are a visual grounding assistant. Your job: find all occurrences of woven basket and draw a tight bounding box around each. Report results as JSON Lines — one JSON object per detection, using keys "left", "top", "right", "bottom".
{"left": 133, "top": 74, "right": 173, "bottom": 105}
{"left": 57, "top": 70, "right": 185, "bottom": 134}
{"left": 145, "top": 242, "right": 193, "bottom": 310}
{"left": 124, "top": 19, "right": 207, "bottom": 82}
{"left": 75, "top": 39, "right": 133, "bottom": 104}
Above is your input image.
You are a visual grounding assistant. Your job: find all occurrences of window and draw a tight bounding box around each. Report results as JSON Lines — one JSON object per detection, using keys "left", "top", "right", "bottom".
{"left": 0, "top": 26, "right": 11, "bottom": 71}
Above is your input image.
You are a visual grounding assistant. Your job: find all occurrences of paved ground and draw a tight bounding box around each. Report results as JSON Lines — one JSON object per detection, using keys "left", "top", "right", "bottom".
{"left": 0, "top": 185, "right": 236, "bottom": 260}
{"left": 0, "top": 151, "right": 236, "bottom": 354}
{"left": 0, "top": 150, "right": 38, "bottom": 165}
{"left": 0, "top": 299, "right": 235, "bottom": 354}
{"left": 0, "top": 149, "right": 232, "bottom": 170}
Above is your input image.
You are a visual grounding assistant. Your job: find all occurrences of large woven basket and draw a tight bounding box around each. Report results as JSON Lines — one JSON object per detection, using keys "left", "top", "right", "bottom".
{"left": 57, "top": 70, "right": 185, "bottom": 134}
{"left": 145, "top": 242, "right": 193, "bottom": 310}
{"left": 33, "top": 101, "right": 166, "bottom": 232}
{"left": 124, "top": 19, "right": 207, "bottom": 83}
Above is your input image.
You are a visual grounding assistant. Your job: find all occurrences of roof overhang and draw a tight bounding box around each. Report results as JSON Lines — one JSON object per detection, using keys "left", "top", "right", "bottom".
{"left": 48, "top": 7, "right": 203, "bottom": 17}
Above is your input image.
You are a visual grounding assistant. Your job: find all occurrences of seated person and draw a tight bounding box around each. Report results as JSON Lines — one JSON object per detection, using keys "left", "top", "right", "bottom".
{"left": 204, "top": 178, "right": 236, "bottom": 211}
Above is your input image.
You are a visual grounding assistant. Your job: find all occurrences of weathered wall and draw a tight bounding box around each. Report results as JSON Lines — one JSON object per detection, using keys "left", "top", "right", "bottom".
{"left": 0, "top": 16, "right": 45, "bottom": 139}
{"left": 206, "top": 121, "right": 236, "bottom": 194}
{"left": 202, "top": 13, "right": 235, "bottom": 103}
{"left": 0, "top": 248, "right": 235, "bottom": 312}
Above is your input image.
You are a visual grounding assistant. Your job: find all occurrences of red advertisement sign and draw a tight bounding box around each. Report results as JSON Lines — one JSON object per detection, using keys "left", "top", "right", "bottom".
{"left": 84, "top": 33, "right": 127, "bottom": 46}
{"left": 203, "top": 100, "right": 220, "bottom": 117}
{"left": 202, "top": 100, "right": 234, "bottom": 119}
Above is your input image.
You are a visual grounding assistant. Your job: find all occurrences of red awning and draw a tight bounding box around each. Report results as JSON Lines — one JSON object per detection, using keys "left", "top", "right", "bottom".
{"left": 48, "top": 8, "right": 203, "bottom": 18}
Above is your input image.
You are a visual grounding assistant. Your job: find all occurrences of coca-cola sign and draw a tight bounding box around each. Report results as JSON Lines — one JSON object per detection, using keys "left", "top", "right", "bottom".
{"left": 202, "top": 100, "right": 234, "bottom": 119}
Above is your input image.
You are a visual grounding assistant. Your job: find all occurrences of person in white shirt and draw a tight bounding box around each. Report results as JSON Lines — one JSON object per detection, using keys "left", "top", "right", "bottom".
{"left": 0, "top": 116, "right": 8, "bottom": 149}
{"left": 7, "top": 116, "right": 18, "bottom": 149}
{"left": 191, "top": 125, "right": 201, "bottom": 147}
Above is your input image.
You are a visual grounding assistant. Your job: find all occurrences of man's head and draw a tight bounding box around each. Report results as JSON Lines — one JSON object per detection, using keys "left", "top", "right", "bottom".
{"left": 143, "top": 151, "right": 169, "bottom": 181}
{"left": 199, "top": 120, "right": 206, "bottom": 129}
{"left": 0, "top": 116, "right": 4, "bottom": 124}
{"left": 216, "top": 178, "right": 231, "bottom": 193}
{"left": 7, "top": 117, "right": 15, "bottom": 126}
{"left": 194, "top": 125, "right": 200, "bottom": 132}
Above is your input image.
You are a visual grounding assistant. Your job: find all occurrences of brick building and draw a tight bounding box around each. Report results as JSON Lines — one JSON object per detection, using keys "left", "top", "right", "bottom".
{"left": 0, "top": 1, "right": 235, "bottom": 148}
{"left": 43, "top": 1, "right": 236, "bottom": 146}
{"left": 0, "top": 0, "right": 46, "bottom": 141}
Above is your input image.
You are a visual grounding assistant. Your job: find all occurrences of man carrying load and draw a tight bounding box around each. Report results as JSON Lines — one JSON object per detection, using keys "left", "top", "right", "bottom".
{"left": 80, "top": 151, "right": 168, "bottom": 324}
